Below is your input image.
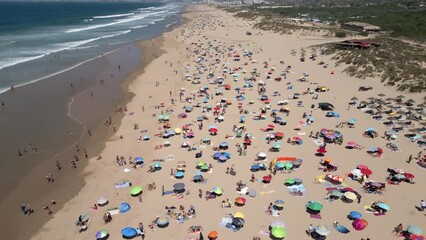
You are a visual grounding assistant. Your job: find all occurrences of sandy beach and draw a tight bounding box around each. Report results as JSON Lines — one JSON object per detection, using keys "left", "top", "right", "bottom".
{"left": 27, "top": 5, "right": 425, "bottom": 240}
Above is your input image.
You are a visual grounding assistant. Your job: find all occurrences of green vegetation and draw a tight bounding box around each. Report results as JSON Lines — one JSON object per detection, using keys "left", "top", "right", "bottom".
{"left": 242, "top": 2, "right": 426, "bottom": 41}
{"left": 319, "top": 37, "right": 426, "bottom": 92}
{"left": 224, "top": 3, "right": 426, "bottom": 93}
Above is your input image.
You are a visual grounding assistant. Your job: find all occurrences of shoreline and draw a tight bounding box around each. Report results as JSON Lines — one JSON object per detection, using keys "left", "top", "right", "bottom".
{"left": 0, "top": 10, "right": 185, "bottom": 240}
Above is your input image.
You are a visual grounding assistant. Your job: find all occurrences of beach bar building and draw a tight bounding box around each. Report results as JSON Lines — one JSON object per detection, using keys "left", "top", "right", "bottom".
{"left": 341, "top": 22, "right": 381, "bottom": 33}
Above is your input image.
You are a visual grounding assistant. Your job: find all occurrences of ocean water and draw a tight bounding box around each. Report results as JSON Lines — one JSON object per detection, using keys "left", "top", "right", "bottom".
{"left": 0, "top": 2, "right": 183, "bottom": 93}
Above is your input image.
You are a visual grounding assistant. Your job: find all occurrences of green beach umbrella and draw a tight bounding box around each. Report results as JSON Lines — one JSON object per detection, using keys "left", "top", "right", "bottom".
{"left": 197, "top": 161, "right": 206, "bottom": 166}
{"left": 130, "top": 186, "right": 143, "bottom": 196}
{"left": 407, "top": 225, "right": 423, "bottom": 235}
{"left": 200, "top": 164, "right": 209, "bottom": 170}
{"left": 283, "top": 162, "right": 293, "bottom": 170}
{"left": 285, "top": 178, "right": 296, "bottom": 185}
{"left": 306, "top": 201, "right": 323, "bottom": 211}
{"left": 271, "top": 226, "right": 287, "bottom": 238}
{"left": 158, "top": 114, "right": 165, "bottom": 120}
{"left": 212, "top": 186, "right": 223, "bottom": 195}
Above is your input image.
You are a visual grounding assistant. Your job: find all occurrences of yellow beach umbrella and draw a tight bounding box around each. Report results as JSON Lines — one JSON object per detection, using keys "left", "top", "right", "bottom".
{"left": 234, "top": 212, "right": 244, "bottom": 219}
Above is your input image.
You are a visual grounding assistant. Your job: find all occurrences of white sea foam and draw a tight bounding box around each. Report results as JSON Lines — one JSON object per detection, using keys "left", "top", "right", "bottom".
{"left": 0, "top": 30, "right": 130, "bottom": 71}
{"left": 130, "top": 25, "right": 148, "bottom": 29}
{"left": 93, "top": 13, "right": 135, "bottom": 19}
{"left": 0, "top": 54, "right": 45, "bottom": 71}
{"left": 0, "top": 49, "right": 119, "bottom": 95}
{"left": 65, "top": 13, "right": 150, "bottom": 33}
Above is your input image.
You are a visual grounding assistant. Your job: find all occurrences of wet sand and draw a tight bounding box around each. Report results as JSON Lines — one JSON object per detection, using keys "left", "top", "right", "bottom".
{"left": 0, "top": 36, "right": 166, "bottom": 239}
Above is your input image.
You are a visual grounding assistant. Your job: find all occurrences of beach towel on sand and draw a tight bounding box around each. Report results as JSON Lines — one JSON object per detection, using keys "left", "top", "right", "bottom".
{"left": 114, "top": 181, "right": 131, "bottom": 189}
{"left": 334, "top": 224, "right": 350, "bottom": 234}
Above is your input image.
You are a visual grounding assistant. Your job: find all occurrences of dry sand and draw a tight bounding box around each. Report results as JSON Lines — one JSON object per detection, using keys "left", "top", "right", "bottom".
{"left": 30, "top": 5, "right": 425, "bottom": 240}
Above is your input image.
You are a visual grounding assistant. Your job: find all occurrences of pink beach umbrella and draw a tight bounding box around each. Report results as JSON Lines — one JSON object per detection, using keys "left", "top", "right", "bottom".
{"left": 353, "top": 218, "right": 368, "bottom": 231}
{"left": 347, "top": 141, "right": 357, "bottom": 147}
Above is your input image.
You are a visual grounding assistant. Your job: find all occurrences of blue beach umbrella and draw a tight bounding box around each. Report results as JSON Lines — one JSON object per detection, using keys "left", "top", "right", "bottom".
{"left": 349, "top": 118, "right": 357, "bottom": 124}
{"left": 119, "top": 202, "right": 131, "bottom": 213}
{"left": 348, "top": 211, "right": 362, "bottom": 219}
{"left": 121, "top": 227, "right": 137, "bottom": 238}
{"left": 135, "top": 157, "right": 144, "bottom": 163}
{"left": 175, "top": 171, "right": 184, "bottom": 178}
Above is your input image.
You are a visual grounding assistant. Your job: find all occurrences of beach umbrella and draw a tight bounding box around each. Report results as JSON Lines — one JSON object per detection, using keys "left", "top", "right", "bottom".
{"left": 314, "top": 225, "right": 331, "bottom": 236}
{"left": 270, "top": 220, "right": 285, "bottom": 228}
{"left": 294, "top": 178, "right": 303, "bottom": 184}
{"left": 376, "top": 202, "right": 390, "bottom": 211}
{"left": 258, "top": 152, "right": 267, "bottom": 158}
{"left": 97, "top": 197, "right": 108, "bottom": 206}
{"left": 293, "top": 159, "right": 303, "bottom": 166}
{"left": 263, "top": 175, "right": 272, "bottom": 182}
{"left": 407, "top": 225, "right": 423, "bottom": 235}
{"left": 152, "top": 162, "right": 161, "bottom": 169}
{"left": 130, "top": 186, "right": 143, "bottom": 196}
{"left": 95, "top": 230, "right": 108, "bottom": 239}
{"left": 306, "top": 201, "right": 323, "bottom": 211}
{"left": 212, "top": 186, "right": 223, "bottom": 195}
{"left": 156, "top": 217, "right": 169, "bottom": 227}
{"left": 343, "top": 192, "right": 357, "bottom": 201}
{"left": 271, "top": 226, "right": 287, "bottom": 239}
{"left": 135, "top": 157, "right": 144, "bottom": 164}
{"left": 121, "top": 227, "right": 137, "bottom": 238}
{"left": 349, "top": 211, "right": 362, "bottom": 219}
{"left": 173, "top": 183, "right": 185, "bottom": 191}
{"left": 317, "top": 148, "right": 327, "bottom": 154}
{"left": 234, "top": 212, "right": 244, "bottom": 219}
{"left": 175, "top": 171, "right": 184, "bottom": 178}
{"left": 276, "top": 162, "right": 285, "bottom": 169}
{"left": 353, "top": 218, "right": 368, "bottom": 231}
{"left": 410, "top": 235, "right": 426, "bottom": 240}
{"left": 193, "top": 175, "right": 202, "bottom": 181}
{"left": 235, "top": 197, "right": 246, "bottom": 206}
{"left": 200, "top": 164, "right": 209, "bottom": 171}
{"left": 285, "top": 178, "right": 296, "bottom": 185}
{"left": 208, "top": 231, "right": 218, "bottom": 239}
{"left": 274, "top": 199, "right": 285, "bottom": 208}
{"left": 251, "top": 164, "right": 261, "bottom": 171}
{"left": 119, "top": 202, "right": 131, "bottom": 213}
{"left": 196, "top": 161, "right": 206, "bottom": 167}
{"left": 349, "top": 118, "right": 357, "bottom": 124}
{"left": 360, "top": 168, "right": 372, "bottom": 176}
{"left": 283, "top": 162, "right": 293, "bottom": 170}
{"left": 175, "top": 128, "right": 182, "bottom": 134}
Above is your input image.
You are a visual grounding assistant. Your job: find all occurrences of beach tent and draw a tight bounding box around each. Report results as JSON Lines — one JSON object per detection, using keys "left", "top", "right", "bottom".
{"left": 119, "top": 202, "right": 131, "bottom": 213}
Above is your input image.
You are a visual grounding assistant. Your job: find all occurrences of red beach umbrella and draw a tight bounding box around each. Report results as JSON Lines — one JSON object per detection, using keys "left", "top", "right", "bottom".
{"left": 317, "top": 148, "right": 327, "bottom": 153}
{"left": 263, "top": 175, "right": 272, "bottom": 183}
{"left": 353, "top": 218, "right": 368, "bottom": 231}
{"left": 360, "top": 168, "right": 373, "bottom": 176}
{"left": 404, "top": 173, "right": 415, "bottom": 179}
{"left": 209, "top": 128, "right": 218, "bottom": 133}
{"left": 275, "top": 132, "right": 284, "bottom": 138}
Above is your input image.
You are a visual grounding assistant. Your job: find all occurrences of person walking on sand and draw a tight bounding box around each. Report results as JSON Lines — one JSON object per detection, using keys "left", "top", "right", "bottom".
{"left": 420, "top": 200, "right": 426, "bottom": 211}
{"left": 392, "top": 223, "right": 403, "bottom": 235}
{"left": 306, "top": 224, "right": 313, "bottom": 236}
{"left": 407, "top": 154, "right": 413, "bottom": 163}
{"left": 162, "top": 185, "right": 165, "bottom": 196}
